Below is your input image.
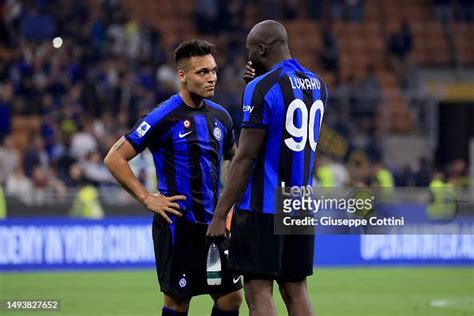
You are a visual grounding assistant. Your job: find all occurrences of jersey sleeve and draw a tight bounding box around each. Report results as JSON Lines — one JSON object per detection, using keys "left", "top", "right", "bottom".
{"left": 223, "top": 113, "right": 235, "bottom": 152}
{"left": 241, "top": 83, "right": 270, "bottom": 128}
{"left": 124, "top": 107, "right": 164, "bottom": 153}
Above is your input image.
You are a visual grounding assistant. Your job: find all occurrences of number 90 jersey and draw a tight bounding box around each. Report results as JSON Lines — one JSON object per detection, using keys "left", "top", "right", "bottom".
{"left": 239, "top": 58, "right": 328, "bottom": 214}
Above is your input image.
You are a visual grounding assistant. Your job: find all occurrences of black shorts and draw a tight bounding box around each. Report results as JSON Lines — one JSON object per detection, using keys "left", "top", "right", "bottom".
{"left": 152, "top": 215, "right": 242, "bottom": 298}
{"left": 228, "top": 209, "right": 314, "bottom": 282}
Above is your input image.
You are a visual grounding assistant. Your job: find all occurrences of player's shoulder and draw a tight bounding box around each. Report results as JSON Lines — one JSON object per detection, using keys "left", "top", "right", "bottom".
{"left": 307, "top": 69, "right": 329, "bottom": 98}
{"left": 303, "top": 68, "right": 328, "bottom": 101}
{"left": 299, "top": 66, "right": 328, "bottom": 89}
{"left": 204, "top": 99, "right": 229, "bottom": 114}
{"left": 204, "top": 99, "right": 233, "bottom": 123}
{"left": 246, "top": 67, "right": 283, "bottom": 95}
{"left": 146, "top": 94, "right": 182, "bottom": 122}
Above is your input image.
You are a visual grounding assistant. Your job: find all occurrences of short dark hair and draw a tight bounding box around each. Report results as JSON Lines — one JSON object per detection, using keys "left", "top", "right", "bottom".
{"left": 174, "top": 39, "right": 215, "bottom": 66}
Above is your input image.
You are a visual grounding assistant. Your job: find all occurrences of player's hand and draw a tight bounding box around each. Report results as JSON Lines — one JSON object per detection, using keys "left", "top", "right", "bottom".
{"left": 243, "top": 61, "right": 256, "bottom": 83}
{"left": 142, "top": 193, "right": 186, "bottom": 224}
{"left": 206, "top": 217, "right": 227, "bottom": 240}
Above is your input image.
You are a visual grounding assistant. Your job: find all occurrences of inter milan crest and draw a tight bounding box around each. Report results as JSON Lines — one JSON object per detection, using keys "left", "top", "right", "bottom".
{"left": 213, "top": 126, "right": 222, "bottom": 141}
{"left": 179, "top": 275, "right": 187, "bottom": 288}
{"left": 183, "top": 119, "right": 191, "bottom": 129}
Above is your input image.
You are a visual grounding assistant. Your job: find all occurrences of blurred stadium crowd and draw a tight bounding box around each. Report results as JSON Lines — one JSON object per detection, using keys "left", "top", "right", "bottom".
{"left": 0, "top": 0, "right": 472, "bottom": 208}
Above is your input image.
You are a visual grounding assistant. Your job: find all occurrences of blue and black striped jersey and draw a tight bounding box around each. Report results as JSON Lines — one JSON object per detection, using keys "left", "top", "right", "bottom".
{"left": 125, "top": 94, "right": 235, "bottom": 224}
{"left": 239, "top": 59, "right": 327, "bottom": 214}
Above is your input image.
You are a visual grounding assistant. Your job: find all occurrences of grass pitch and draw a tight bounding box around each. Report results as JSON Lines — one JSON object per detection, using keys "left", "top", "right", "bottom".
{"left": 1, "top": 267, "right": 473, "bottom": 315}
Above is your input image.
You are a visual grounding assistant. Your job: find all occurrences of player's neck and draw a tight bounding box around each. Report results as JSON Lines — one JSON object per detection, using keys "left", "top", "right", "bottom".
{"left": 265, "top": 52, "right": 292, "bottom": 71}
{"left": 179, "top": 90, "right": 204, "bottom": 109}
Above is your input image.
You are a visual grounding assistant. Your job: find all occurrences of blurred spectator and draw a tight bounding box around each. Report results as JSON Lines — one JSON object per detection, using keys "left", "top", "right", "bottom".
{"left": 329, "top": 74, "right": 351, "bottom": 118}
{"left": 283, "top": 0, "right": 299, "bottom": 20}
{"left": 90, "top": 13, "right": 107, "bottom": 53}
{"left": 0, "top": 10, "right": 11, "bottom": 45}
{"left": 447, "top": 159, "right": 469, "bottom": 187}
{"left": 217, "top": 0, "right": 245, "bottom": 33}
{"left": 70, "top": 123, "right": 98, "bottom": 160}
{"left": 314, "top": 154, "right": 334, "bottom": 187}
{"left": 223, "top": 33, "right": 245, "bottom": 64}
{"left": 107, "top": 11, "right": 127, "bottom": 56}
{"left": 82, "top": 77, "right": 100, "bottom": 116}
{"left": 69, "top": 179, "right": 105, "bottom": 219}
{"left": 55, "top": 137, "right": 78, "bottom": 186}
{"left": 0, "top": 83, "right": 13, "bottom": 141}
{"left": 30, "top": 165, "right": 66, "bottom": 204}
{"left": 4, "top": 0, "right": 23, "bottom": 46}
{"left": 370, "top": 161, "right": 394, "bottom": 189}
{"left": 81, "top": 151, "right": 114, "bottom": 186}
{"left": 129, "top": 150, "right": 156, "bottom": 191}
{"left": 20, "top": 4, "right": 56, "bottom": 41}
{"left": 0, "top": 135, "right": 19, "bottom": 185}
{"left": 124, "top": 21, "right": 160, "bottom": 62}
{"left": 97, "top": 113, "right": 126, "bottom": 150}
{"left": 5, "top": 166, "right": 33, "bottom": 203}
{"left": 67, "top": 163, "right": 84, "bottom": 188}
{"left": 319, "top": 24, "right": 339, "bottom": 72}
{"left": 308, "top": 0, "right": 323, "bottom": 20}
{"left": 124, "top": 19, "right": 141, "bottom": 60}
{"left": 39, "top": 93, "right": 57, "bottom": 116}
{"left": 388, "top": 22, "right": 413, "bottom": 61}
{"left": 387, "top": 22, "right": 413, "bottom": 89}
{"left": 194, "top": 0, "right": 218, "bottom": 34}
{"left": 345, "top": 0, "right": 365, "bottom": 21}
{"left": 414, "top": 157, "right": 432, "bottom": 187}
{"left": 396, "top": 165, "right": 416, "bottom": 187}
{"left": 331, "top": 157, "right": 350, "bottom": 187}
{"left": 23, "top": 136, "right": 49, "bottom": 178}
{"left": 156, "top": 64, "right": 179, "bottom": 102}
{"left": 457, "top": 0, "right": 474, "bottom": 21}
{"left": 214, "top": 58, "right": 244, "bottom": 139}
{"left": 428, "top": 169, "right": 456, "bottom": 220}
{"left": 353, "top": 65, "right": 382, "bottom": 131}
{"left": 136, "top": 61, "right": 155, "bottom": 91}
{"left": 331, "top": 0, "right": 344, "bottom": 19}
{"left": 68, "top": 161, "right": 104, "bottom": 219}
{"left": 344, "top": 74, "right": 358, "bottom": 111}
{"left": 434, "top": 0, "right": 453, "bottom": 24}
{"left": 314, "top": 154, "right": 349, "bottom": 187}
{"left": 261, "top": 0, "right": 283, "bottom": 20}
{"left": 331, "top": 0, "right": 364, "bottom": 21}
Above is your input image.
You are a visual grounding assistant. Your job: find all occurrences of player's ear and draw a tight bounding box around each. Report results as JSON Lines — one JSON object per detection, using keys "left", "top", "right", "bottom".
{"left": 178, "top": 70, "right": 186, "bottom": 84}
{"left": 258, "top": 43, "right": 266, "bottom": 56}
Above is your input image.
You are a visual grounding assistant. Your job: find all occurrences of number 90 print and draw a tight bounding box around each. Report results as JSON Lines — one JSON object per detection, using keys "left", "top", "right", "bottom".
{"left": 284, "top": 99, "right": 325, "bottom": 152}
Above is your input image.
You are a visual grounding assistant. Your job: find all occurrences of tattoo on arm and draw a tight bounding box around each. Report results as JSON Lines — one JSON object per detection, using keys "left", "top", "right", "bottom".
{"left": 114, "top": 139, "right": 126, "bottom": 151}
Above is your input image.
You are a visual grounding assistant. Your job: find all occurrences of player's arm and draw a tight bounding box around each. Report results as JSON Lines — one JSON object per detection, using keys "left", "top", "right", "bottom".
{"left": 207, "top": 128, "right": 266, "bottom": 237}
{"left": 222, "top": 145, "right": 236, "bottom": 184}
{"left": 224, "top": 144, "right": 236, "bottom": 161}
{"left": 104, "top": 136, "right": 185, "bottom": 224}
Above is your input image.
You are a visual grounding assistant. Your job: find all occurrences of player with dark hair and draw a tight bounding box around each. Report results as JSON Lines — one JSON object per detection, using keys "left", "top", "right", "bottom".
{"left": 207, "top": 21, "right": 328, "bottom": 316}
{"left": 105, "top": 39, "right": 242, "bottom": 316}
